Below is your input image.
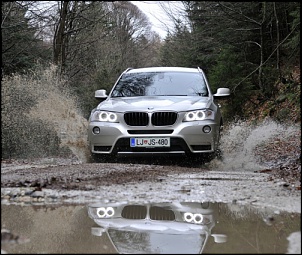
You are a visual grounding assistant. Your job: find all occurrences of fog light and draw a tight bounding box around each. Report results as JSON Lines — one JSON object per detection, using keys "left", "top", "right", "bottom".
{"left": 203, "top": 125, "right": 211, "bottom": 133}
{"left": 93, "top": 127, "right": 100, "bottom": 134}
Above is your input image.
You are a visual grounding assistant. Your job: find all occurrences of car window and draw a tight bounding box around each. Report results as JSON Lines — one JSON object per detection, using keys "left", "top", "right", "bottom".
{"left": 111, "top": 72, "right": 208, "bottom": 97}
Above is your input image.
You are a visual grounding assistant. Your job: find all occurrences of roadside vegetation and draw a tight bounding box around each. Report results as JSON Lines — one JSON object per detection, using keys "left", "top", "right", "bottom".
{"left": 2, "top": 1, "right": 300, "bottom": 162}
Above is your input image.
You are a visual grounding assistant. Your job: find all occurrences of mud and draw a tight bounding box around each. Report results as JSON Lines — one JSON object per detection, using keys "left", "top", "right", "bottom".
{"left": 1, "top": 153, "right": 301, "bottom": 214}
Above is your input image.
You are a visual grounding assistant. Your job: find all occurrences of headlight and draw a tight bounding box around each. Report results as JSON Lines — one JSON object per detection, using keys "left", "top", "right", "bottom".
{"left": 91, "top": 111, "right": 118, "bottom": 122}
{"left": 183, "top": 109, "right": 215, "bottom": 122}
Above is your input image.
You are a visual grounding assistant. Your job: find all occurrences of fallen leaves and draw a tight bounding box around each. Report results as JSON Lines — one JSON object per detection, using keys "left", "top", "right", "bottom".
{"left": 254, "top": 129, "right": 301, "bottom": 191}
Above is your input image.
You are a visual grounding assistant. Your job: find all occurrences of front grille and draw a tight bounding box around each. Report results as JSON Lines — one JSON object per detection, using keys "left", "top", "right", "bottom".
{"left": 151, "top": 112, "right": 177, "bottom": 126}
{"left": 122, "top": 205, "right": 147, "bottom": 219}
{"left": 127, "top": 130, "right": 173, "bottom": 134}
{"left": 121, "top": 205, "right": 175, "bottom": 221}
{"left": 124, "top": 111, "right": 178, "bottom": 127}
{"left": 124, "top": 112, "right": 149, "bottom": 126}
{"left": 150, "top": 206, "right": 175, "bottom": 221}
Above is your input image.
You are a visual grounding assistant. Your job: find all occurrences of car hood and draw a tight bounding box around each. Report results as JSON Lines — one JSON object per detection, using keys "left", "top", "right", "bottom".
{"left": 96, "top": 96, "right": 213, "bottom": 112}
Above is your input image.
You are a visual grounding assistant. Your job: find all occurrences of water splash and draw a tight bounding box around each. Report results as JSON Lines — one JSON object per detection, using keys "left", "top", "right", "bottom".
{"left": 22, "top": 65, "right": 91, "bottom": 163}
{"left": 209, "top": 118, "right": 299, "bottom": 171}
{"left": 27, "top": 90, "right": 90, "bottom": 163}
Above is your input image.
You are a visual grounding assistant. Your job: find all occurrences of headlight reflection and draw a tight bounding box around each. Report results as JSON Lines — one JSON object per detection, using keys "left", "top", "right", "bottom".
{"left": 183, "top": 212, "right": 204, "bottom": 224}
{"left": 96, "top": 207, "right": 115, "bottom": 218}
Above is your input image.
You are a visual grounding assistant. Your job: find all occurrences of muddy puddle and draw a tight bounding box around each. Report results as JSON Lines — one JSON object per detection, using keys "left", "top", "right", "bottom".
{"left": 1, "top": 201, "right": 300, "bottom": 254}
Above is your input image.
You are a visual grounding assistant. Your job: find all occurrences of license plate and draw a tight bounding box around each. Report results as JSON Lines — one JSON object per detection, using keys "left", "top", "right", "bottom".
{"left": 130, "top": 137, "right": 170, "bottom": 147}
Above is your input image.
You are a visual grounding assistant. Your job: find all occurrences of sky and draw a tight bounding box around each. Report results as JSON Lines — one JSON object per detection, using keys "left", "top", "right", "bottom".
{"left": 35, "top": 1, "right": 183, "bottom": 39}
{"left": 33, "top": 1, "right": 182, "bottom": 40}
{"left": 131, "top": 1, "right": 185, "bottom": 39}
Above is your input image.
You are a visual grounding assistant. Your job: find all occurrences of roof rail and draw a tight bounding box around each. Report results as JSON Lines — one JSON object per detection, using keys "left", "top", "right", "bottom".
{"left": 124, "top": 67, "right": 133, "bottom": 73}
{"left": 119, "top": 68, "right": 133, "bottom": 76}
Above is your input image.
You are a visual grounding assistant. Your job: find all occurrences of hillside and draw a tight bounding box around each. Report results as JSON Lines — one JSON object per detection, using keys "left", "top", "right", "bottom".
{"left": 243, "top": 66, "right": 300, "bottom": 123}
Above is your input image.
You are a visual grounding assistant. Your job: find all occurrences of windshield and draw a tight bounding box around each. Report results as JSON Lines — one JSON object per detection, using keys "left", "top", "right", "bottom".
{"left": 111, "top": 71, "right": 208, "bottom": 97}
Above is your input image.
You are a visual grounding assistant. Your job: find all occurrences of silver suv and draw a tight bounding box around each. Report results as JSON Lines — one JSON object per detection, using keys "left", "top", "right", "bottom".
{"left": 88, "top": 201, "right": 226, "bottom": 253}
{"left": 87, "top": 67, "right": 230, "bottom": 161}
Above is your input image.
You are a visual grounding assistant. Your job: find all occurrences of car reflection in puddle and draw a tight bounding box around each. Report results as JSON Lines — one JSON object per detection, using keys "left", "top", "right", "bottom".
{"left": 88, "top": 201, "right": 226, "bottom": 254}
{"left": 1, "top": 201, "right": 300, "bottom": 254}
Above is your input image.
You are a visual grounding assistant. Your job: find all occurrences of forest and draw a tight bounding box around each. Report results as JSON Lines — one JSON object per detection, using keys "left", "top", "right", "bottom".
{"left": 1, "top": 1, "right": 300, "bottom": 159}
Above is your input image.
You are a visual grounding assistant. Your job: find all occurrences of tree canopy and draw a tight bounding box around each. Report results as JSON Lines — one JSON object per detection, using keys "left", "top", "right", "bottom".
{"left": 1, "top": 1, "right": 300, "bottom": 120}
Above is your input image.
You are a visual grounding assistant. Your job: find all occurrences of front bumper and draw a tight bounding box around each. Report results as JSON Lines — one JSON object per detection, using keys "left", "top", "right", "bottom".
{"left": 88, "top": 120, "right": 220, "bottom": 156}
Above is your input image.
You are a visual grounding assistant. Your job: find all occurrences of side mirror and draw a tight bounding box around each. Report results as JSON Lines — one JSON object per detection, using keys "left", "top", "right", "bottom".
{"left": 213, "top": 88, "right": 230, "bottom": 98}
{"left": 95, "top": 89, "right": 107, "bottom": 99}
{"left": 91, "top": 227, "right": 106, "bottom": 237}
{"left": 211, "top": 234, "right": 227, "bottom": 243}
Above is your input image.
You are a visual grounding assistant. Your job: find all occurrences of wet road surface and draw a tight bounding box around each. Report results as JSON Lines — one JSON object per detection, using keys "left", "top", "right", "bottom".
{"left": 1, "top": 201, "right": 301, "bottom": 254}
{"left": 1, "top": 156, "right": 301, "bottom": 254}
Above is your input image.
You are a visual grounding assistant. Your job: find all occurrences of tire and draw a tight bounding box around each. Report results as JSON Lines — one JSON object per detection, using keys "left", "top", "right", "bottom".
{"left": 187, "top": 153, "right": 206, "bottom": 164}
{"left": 89, "top": 153, "right": 116, "bottom": 163}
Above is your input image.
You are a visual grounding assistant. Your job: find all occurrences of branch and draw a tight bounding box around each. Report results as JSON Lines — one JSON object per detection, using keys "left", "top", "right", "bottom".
{"left": 217, "top": 2, "right": 261, "bottom": 26}
{"left": 232, "top": 22, "right": 300, "bottom": 93}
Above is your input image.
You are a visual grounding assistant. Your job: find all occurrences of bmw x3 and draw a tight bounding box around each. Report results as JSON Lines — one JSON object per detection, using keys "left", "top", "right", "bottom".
{"left": 87, "top": 67, "right": 230, "bottom": 162}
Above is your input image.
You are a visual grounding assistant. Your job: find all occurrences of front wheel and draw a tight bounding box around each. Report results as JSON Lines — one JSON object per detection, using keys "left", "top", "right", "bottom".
{"left": 203, "top": 150, "right": 220, "bottom": 162}
{"left": 89, "top": 153, "right": 116, "bottom": 163}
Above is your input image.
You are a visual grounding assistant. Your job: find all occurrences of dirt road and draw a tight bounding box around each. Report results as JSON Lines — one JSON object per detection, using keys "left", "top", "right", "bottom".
{"left": 1, "top": 153, "right": 301, "bottom": 214}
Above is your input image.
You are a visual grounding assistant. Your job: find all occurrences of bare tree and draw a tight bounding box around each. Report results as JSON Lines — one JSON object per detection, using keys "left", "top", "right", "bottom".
{"left": 53, "top": 1, "right": 69, "bottom": 66}
{"left": 1, "top": 1, "right": 53, "bottom": 75}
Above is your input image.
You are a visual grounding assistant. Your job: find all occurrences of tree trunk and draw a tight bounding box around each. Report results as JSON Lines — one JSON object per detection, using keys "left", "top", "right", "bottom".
{"left": 258, "top": 2, "right": 266, "bottom": 93}
{"left": 273, "top": 2, "right": 280, "bottom": 71}
{"left": 53, "top": 1, "right": 69, "bottom": 67}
